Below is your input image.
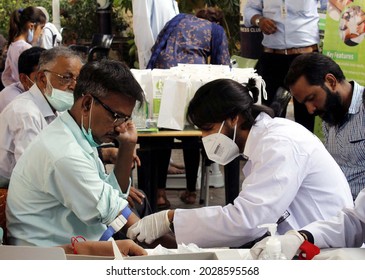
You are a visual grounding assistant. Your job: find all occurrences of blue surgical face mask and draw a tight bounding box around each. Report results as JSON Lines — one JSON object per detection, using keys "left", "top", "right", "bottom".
{"left": 44, "top": 75, "right": 74, "bottom": 112}
{"left": 27, "top": 28, "right": 34, "bottom": 43}
{"left": 81, "top": 99, "right": 99, "bottom": 147}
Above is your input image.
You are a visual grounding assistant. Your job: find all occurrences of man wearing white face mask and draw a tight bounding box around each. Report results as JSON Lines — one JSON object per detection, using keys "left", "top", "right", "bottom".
{"left": 126, "top": 78, "right": 353, "bottom": 249}
{"left": 0, "top": 46, "right": 82, "bottom": 187}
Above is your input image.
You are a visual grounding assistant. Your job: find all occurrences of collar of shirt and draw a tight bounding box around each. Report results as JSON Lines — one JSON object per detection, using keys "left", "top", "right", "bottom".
{"left": 27, "top": 84, "right": 57, "bottom": 121}
{"left": 243, "top": 112, "right": 270, "bottom": 157}
{"left": 59, "top": 110, "right": 96, "bottom": 156}
{"left": 348, "top": 81, "right": 364, "bottom": 115}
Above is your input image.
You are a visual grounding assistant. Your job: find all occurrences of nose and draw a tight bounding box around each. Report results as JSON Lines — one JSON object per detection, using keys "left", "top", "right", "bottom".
{"left": 305, "top": 103, "right": 316, "bottom": 115}
{"left": 68, "top": 79, "right": 77, "bottom": 91}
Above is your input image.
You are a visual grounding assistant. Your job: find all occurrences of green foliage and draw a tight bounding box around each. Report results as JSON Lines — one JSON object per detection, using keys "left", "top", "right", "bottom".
{"left": 60, "top": 0, "right": 98, "bottom": 42}
{"left": 0, "top": 0, "right": 52, "bottom": 37}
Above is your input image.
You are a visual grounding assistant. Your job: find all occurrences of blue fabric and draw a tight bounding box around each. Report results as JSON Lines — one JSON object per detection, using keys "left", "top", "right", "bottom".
{"left": 210, "top": 22, "right": 224, "bottom": 65}
{"left": 147, "top": 13, "right": 188, "bottom": 69}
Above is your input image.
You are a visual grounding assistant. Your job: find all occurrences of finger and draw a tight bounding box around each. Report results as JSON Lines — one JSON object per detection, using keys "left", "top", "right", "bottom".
{"left": 134, "top": 156, "right": 141, "bottom": 167}
{"left": 128, "top": 197, "right": 135, "bottom": 208}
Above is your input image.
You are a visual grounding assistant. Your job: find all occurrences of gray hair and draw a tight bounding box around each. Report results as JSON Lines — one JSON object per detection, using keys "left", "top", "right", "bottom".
{"left": 38, "top": 46, "right": 83, "bottom": 70}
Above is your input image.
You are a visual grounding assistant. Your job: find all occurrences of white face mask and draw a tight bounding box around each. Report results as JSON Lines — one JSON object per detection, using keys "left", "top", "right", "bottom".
{"left": 44, "top": 75, "right": 74, "bottom": 112}
{"left": 202, "top": 121, "right": 241, "bottom": 166}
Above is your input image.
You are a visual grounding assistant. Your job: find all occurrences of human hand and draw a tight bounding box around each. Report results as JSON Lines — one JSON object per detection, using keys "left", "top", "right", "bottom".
{"left": 127, "top": 187, "right": 145, "bottom": 208}
{"left": 115, "top": 239, "right": 147, "bottom": 256}
{"left": 258, "top": 17, "right": 277, "bottom": 35}
{"left": 132, "top": 149, "right": 141, "bottom": 169}
{"left": 126, "top": 210, "right": 171, "bottom": 244}
{"left": 250, "top": 230, "right": 304, "bottom": 260}
{"left": 115, "top": 121, "right": 138, "bottom": 145}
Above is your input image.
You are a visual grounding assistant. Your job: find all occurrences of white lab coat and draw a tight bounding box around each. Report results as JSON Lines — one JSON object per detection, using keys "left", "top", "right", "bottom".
{"left": 132, "top": 0, "right": 179, "bottom": 69}
{"left": 303, "top": 188, "right": 365, "bottom": 248}
{"left": 174, "top": 113, "right": 353, "bottom": 248}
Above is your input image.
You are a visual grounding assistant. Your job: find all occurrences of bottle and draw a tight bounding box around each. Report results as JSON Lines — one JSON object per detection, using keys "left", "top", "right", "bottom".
{"left": 257, "top": 223, "right": 287, "bottom": 260}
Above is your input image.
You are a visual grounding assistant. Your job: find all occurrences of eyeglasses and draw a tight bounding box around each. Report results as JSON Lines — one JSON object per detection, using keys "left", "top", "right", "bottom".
{"left": 44, "top": 70, "right": 77, "bottom": 86}
{"left": 92, "top": 95, "right": 131, "bottom": 126}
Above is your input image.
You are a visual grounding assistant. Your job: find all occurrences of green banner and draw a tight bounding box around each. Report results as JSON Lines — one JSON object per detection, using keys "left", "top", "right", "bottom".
{"left": 323, "top": 0, "right": 365, "bottom": 84}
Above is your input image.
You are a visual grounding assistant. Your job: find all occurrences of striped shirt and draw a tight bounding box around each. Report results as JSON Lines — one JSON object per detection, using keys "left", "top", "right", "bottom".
{"left": 323, "top": 81, "right": 365, "bottom": 200}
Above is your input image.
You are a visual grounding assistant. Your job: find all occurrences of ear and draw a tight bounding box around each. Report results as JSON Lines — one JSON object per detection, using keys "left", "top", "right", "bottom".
{"left": 36, "top": 71, "right": 47, "bottom": 92}
{"left": 18, "top": 73, "right": 29, "bottom": 90}
{"left": 324, "top": 73, "right": 337, "bottom": 91}
{"left": 81, "top": 94, "right": 93, "bottom": 113}
{"left": 227, "top": 115, "right": 240, "bottom": 127}
{"left": 27, "top": 22, "right": 35, "bottom": 31}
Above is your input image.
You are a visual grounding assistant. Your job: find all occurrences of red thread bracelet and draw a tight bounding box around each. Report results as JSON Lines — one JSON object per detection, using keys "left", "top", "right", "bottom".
{"left": 298, "top": 240, "right": 320, "bottom": 260}
{"left": 71, "top": 235, "right": 86, "bottom": 254}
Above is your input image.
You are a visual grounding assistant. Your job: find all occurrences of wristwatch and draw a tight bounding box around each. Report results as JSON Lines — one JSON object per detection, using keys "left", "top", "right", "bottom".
{"left": 255, "top": 16, "right": 262, "bottom": 27}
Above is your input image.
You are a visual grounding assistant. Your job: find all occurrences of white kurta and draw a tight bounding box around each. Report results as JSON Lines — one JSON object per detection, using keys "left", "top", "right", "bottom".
{"left": 0, "top": 84, "right": 57, "bottom": 180}
{"left": 174, "top": 113, "right": 353, "bottom": 248}
{"left": 132, "top": 0, "right": 179, "bottom": 69}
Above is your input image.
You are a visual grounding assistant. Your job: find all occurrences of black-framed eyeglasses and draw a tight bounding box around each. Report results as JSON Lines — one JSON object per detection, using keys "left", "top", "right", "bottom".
{"left": 44, "top": 70, "right": 77, "bottom": 86}
{"left": 92, "top": 95, "right": 131, "bottom": 126}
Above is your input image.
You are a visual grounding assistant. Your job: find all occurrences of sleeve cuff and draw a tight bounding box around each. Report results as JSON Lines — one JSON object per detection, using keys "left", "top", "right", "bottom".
{"left": 298, "top": 230, "right": 314, "bottom": 244}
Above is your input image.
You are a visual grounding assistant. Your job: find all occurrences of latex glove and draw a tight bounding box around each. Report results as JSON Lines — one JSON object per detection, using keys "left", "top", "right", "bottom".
{"left": 126, "top": 210, "right": 171, "bottom": 244}
{"left": 250, "top": 230, "right": 304, "bottom": 260}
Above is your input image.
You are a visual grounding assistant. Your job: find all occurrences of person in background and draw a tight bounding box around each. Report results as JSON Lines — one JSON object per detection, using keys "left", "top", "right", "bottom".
{"left": 37, "top": 6, "right": 62, "bottom": 49}
{"left": 0, "top": 47, "right": 82, "bottom": 188}
{"left": 285, "top": 52, "right": 365, "bottom": 200}
{"left": 1, "top": 6, "right": 46, "bottom": 87}
{"left": 126, "top": 78, "right": 353, "bottom": 248}
{"left": 145, "top": 6, "right": 231, "bottom": 208}
{"left": 6, "top": 59, "right": 175, "bottom": 248}
{"left": 132, "top": 0, "right": 179, "bottom": 69}
{"left": 0, "top": 46, "right": 45, "bottom": 113}
{"left": 244, "top": 0, "right": 319, "bottom": 132}
{"left": 250, "top": 185, "right": 365, "bottom": 260}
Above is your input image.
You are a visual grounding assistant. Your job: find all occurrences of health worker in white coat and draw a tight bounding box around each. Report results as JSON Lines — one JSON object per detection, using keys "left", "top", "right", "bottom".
{"left": 126, "top": 78, "right": 354, "bottom": 248}
{"left": 132, "top": 0, "right": 179, "bottom": 69}
{"left": 251, "top": 184, "right": 365, "bottom": 260}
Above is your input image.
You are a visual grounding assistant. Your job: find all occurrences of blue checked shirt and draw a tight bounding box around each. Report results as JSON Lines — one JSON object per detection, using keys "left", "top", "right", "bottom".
{"left": 323, "top": 81, "right": 365, "bottom": 200}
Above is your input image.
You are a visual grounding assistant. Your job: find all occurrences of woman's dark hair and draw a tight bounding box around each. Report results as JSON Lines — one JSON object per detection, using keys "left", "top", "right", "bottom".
{"left": 187, "top": 78, "right": 274, "bottom": 130}
{"left": 195, "top": 7, "right": 224, "bottom": 26}
{"left": 8, "top": 6, "right": 46, "bottom": 46}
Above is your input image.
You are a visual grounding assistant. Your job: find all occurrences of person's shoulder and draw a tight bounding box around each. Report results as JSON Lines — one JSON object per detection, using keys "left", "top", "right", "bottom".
{"left": 4, "top": 92, "right": 38, "bottom": 113}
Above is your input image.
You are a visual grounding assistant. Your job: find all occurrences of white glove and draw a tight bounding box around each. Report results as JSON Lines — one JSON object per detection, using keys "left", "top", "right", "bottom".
{"left": 126, "top": 210, "right": 171, "bottom": 244}
{"left": 250, "top": 230, "right": 304, "bottom": 260}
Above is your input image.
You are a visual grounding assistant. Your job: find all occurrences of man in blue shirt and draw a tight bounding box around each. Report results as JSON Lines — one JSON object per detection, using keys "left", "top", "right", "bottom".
{"left": 5, "top": 59, "right": 172, "bottom": 247}
{"left": 285, "top": 52, "right": 365, "bottom": 200}
{"left": 244, "top": 0, "right": 319, "bottom": 132}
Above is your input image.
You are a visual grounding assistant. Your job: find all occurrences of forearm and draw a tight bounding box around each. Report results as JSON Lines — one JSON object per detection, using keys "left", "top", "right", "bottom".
{"left": 113, "top": 142, "right": 136, "bottom": 193}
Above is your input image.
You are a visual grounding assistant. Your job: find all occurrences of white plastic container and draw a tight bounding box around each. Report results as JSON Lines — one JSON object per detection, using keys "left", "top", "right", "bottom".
{"left": 258, "top": 223, "right": 287, "bottom": 260}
